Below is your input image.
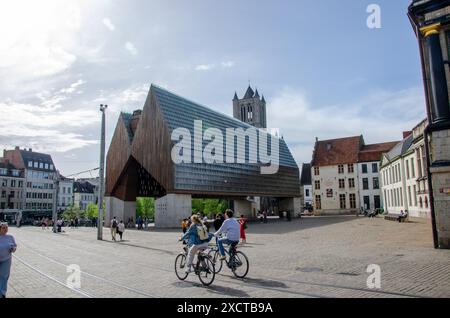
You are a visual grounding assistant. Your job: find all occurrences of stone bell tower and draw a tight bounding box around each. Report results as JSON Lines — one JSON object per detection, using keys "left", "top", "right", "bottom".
{"left": 233, "top": 85, "right": 267, "bottom": 128}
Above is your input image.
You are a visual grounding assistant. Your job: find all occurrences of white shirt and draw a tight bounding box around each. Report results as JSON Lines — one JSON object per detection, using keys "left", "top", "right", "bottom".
{"left": 118, "top": 223, "right": 125, "bottom": 232}
{"left": 214, "top": 218, "right": 240, "bottom": 241}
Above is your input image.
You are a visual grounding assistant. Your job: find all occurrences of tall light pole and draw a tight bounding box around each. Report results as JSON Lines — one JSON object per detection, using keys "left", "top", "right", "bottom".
{"left": 97, "top": 104, "right": 107, "bottom": 240}
{"left": 52, "top": 176, "right": 59, "bottom": 233}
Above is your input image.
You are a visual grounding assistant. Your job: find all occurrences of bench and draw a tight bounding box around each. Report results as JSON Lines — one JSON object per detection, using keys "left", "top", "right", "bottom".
{"left": 385, "top": 213, "right": 408, "bottom": 223}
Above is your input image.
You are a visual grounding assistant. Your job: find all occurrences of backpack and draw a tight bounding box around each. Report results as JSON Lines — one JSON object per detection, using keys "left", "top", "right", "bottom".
{"left": 196, "top": 224, "right": 209, "bottom": 241}
{"left": 112, "top": 219, "right": 118, "bottom": 228}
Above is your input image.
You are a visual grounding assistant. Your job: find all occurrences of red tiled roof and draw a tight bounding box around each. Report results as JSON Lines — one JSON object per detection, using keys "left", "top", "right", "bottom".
{"left": 358, "top": 142, "right": 399, "bottom": 162}
{"left": 312, "top": 136, "right": 363, "bottom": 167}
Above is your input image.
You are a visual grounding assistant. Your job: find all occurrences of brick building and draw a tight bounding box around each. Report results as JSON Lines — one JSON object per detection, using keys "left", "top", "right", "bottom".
{"left": 311, "top": 136, "right": 397, "bottom": 215}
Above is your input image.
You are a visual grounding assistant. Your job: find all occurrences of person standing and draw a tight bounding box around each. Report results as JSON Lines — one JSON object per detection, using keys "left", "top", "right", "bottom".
{"left": 111, "top": 217, "right": 118, "bottom": 242}
{"left": 239, "top": 215, "right": 247, "bottom": 244}
{"left": 181, "top": 219, "right": 188, "bottom": 234}
{"left": 0, "top": 223, "right": 17, "bottom": 298}
{"left": 117, "top": 221, "right": 125, "bottom": 241}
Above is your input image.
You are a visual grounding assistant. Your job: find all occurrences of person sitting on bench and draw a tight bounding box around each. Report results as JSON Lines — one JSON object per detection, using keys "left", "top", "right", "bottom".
{"left": 398, "top": 210, "right": 408, "bottom": 223}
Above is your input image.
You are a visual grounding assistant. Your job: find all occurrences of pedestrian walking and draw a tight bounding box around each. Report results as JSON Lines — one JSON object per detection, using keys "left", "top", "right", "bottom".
{"left": 111, "top": 217, "right": 118, "bottom": 241}
{"left": 239, "top": 215, "right": 247, "bottom": 244}
{"left": 0, "top": 223, "right": 17, "bottom": 298}
{"left": 117, "top": 220, "right": 125, "bottom": 241}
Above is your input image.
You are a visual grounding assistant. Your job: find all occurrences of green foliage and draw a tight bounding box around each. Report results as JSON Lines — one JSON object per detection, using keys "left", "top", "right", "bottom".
{"left": 62, "top": 205, "right": 83, "bottom": 221}
{"left": 86, "top": 203, "right": 98, "bottom": 219}
{"left": 136, "top": 197, "right": 155, "bottom": 219}
{"left": 192, "top": 199, "right": 228, "bottom": 217}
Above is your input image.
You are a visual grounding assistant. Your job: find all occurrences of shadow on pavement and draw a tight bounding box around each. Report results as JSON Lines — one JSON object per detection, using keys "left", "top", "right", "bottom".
{"left": 103, "top": 240, "right": 177, "bottom": 256}
{"left": 172, "top": 281, "right": 250, "bottom": 298}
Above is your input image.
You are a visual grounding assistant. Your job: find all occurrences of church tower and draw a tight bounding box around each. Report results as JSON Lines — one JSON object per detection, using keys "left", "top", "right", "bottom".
{"left": 233, "top": 85, "right": 267, "bottom": 128}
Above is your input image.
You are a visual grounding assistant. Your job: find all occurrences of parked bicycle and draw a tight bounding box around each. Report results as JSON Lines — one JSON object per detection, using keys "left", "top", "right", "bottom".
{"left": 174, "top": 242, "right": 216, "bottom": 286}
{"left": 208, "top": 241, "right": 249, "bottom": 279}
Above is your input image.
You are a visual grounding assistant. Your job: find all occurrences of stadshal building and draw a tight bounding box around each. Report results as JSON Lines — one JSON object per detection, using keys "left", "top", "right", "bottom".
{"left": 409, "top": 0, "right": 450, "bottom": 249}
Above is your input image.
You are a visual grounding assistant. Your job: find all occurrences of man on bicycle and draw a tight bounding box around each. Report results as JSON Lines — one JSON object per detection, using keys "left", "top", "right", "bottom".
{"left": 213, "top": 209, "right": 240, "bottom": 260}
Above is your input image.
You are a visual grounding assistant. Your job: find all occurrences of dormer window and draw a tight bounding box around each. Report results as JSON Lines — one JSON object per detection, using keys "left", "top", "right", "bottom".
{"left": 28, "top": 161, "right": 33, "bottom": 168}
{"left": 34, "top": 162, "right": 38, "bottom": 168}
{"left": 326, "top": 143, "right": 332, "bottom": 151}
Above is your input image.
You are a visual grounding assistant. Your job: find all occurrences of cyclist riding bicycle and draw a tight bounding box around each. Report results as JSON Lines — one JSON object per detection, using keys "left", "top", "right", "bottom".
{"left": 213, "top": 209, "right": 240, "bottom": 261}
{"left": 180, "top": 215, "right": 213, "bottom": 274}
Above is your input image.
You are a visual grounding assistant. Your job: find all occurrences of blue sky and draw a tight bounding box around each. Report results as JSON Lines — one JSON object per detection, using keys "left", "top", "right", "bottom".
{"left": 0, "top": 0, "right": 426, "bottom": 177}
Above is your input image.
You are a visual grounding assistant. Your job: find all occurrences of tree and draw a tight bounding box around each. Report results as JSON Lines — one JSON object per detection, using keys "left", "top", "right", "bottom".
{"left": 136, "top": 197, "right": 155, "bottom": 219}
{"left": 86, "top": 203, "right": 98, "bottom": 219}
{"left": 192, "top": 199, "right": 229, "bottom": 217}
{"left": 62, "top": 205, "right": 83, "bottom": 221}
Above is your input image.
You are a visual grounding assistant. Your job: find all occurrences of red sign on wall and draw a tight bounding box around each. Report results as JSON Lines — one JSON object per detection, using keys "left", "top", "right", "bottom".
{"left": 326, "top": 189, "right": 333, "bottom": 198}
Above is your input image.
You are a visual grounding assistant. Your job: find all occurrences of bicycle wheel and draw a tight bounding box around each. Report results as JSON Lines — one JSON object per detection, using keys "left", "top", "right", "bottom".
{"left": 197, "top": 256, "right": 215, "bottom": 286}
{"left": 174, "top": 253, "right": 189, "bottom": 281}
{"left": 208, "top": 249, "right": 223, "bottom": 274}
{"left": 230, "top": 251, "right": 249, "bottom": 279}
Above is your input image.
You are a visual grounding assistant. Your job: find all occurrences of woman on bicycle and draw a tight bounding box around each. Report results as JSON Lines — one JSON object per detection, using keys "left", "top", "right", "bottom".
{"left": 180, "top": 215, "right": 212, "bottom": 274}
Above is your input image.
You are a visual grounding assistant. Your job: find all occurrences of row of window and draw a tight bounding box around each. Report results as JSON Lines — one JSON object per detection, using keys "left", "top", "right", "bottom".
{"left": 26, "top": 192, "right": 53, "bottom": 199}
{"left": 59, "top": 186, "right": 72, "bottom": 194}
{"left": 0, "top": 169, "right": 21, "bottom": 177}
{"left": 314, "top": 163, "right": 378, "bottom": 176}
{"left": 78, "top": 195, "right": 95, "bottom": 201}
{"left": 384, "top": 186, "right": 429, "bottom": 209}
{"left": 27, "top": 170, "right": 55, "bottom": 180}
{"left": 1, "top": 190, "right": 23, "bottom": 199}
{"left": 0, "top": 202, "right": 22, "bottom": 210}
{"left": 27, "top": 161, "right": 54, "bottom": 171}
{"left": 27, "top": 182, "right": 54, "bottom": 189}
{"left": 382, "top": 148, "right": 427, "bottom": 186}
{"left": 1, "top": 179, "right": 24, "bottom": 188}
{"left": 25, "top": 202, "right": 53, "bottom": 210}
{"left": 314, "top": 177, "right": 379, "bottom": 190}
{"left": 314, "top": 193, "right": 357, "bottom": 210}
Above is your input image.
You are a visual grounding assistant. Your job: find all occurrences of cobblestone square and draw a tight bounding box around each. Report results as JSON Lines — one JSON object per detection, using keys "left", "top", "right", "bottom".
{"left": 6, "top": 216, "right": 450, "bottom": 298}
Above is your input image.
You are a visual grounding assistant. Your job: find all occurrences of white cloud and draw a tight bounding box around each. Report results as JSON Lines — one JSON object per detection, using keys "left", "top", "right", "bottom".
{"left": 268, "top": 86, "right": 426, "bottom": 165}
{"left": 221, "top": 61, "right": 235, "bottom": 68}
{"left": 195, "top": 61, "right": 234, "bottom": 71}
{"left": 195, "top": 64, "right": 216, "bottom": 71}
{"left": 0, "top": 101, "right": 99, "bottom": 153}
{"left": 0, "top": 1, "right": 83, "bottom": 87}
{"left": 94, "top": 83, "right": 150, "bottom": 113}
{"left": 125, "top": 42, "right": 138, "bottom": 56}
{"left": 102, "top": 17, "right": 115, "bottom": 31}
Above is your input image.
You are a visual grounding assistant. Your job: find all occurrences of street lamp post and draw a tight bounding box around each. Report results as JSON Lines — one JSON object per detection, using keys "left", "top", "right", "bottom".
{"left": 97, "top": 104, "right": 107, "bottom": 240}
{"left": 52, "top": 177, "right": 59, "bottom": 233}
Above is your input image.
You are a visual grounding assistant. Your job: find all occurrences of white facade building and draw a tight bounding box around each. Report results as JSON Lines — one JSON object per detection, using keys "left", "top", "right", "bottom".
{"left": 58, "top": 174, "right": 74, "bottom": 212}
{"left": 380, "top": 120, "right": 431, "bottom": 218}
{"left": 357, "top": 162, "right": 382, "bottom": 211}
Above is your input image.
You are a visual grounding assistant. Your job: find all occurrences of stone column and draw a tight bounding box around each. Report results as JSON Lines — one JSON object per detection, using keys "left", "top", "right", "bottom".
{"left": 233, "top": 199, "right": 252, "bottom": 218}
{"left": 430, "top": 130, "right": 450, "bottom": 249}
{"left": 105, "top": 196, "right": 136, "bottom": 228}
{"left": 155, "top": 194, "right": 191, "bottom": 228}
